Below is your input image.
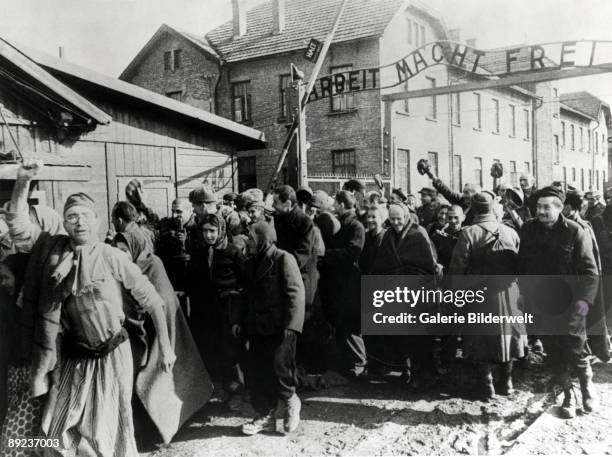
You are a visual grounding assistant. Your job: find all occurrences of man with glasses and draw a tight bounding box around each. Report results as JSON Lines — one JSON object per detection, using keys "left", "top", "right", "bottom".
{"left": 5, "top": 160, "right": 175, "bottom": 457}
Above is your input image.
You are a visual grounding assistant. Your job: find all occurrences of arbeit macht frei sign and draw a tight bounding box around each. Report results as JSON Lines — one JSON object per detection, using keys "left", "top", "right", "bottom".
{"left": 306, "top": 40, "right": 612, "bottom": 103}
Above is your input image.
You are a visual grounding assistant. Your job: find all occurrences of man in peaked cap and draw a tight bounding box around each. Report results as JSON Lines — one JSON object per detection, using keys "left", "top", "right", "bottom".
{"left": 188, "top": 185, "right": 218, "bottom": 220}
{"left": 518, "top": 186, "right": 599, "bottom": 418}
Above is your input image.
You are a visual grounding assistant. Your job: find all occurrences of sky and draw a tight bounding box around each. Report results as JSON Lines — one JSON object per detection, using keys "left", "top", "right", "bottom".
{"left": 1, "top": 0, "right": 612, "bottom": 104}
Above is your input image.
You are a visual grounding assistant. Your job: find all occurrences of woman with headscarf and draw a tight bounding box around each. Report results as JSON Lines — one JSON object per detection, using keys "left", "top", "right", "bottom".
{"left": 0, "top": 254, "right": 45, "bottom": 457}
{"left": 5, "top": 161, "right": 175, "bottom": 457}
{"left": 370, "top": 202, "right": 438, "bottom": 388}
{"left": 114, "top": 228, "right": 211, "bottom": 446}
{"left": 233, "top": 222, "right": 305, "bottom": 436}
{"left": 186, "top": 212, "right": 246, "bottom": 404}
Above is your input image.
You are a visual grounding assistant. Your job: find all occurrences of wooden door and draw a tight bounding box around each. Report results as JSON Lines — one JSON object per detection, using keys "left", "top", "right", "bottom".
{"left": 116, "top": 176, "right": 175, "bottom": 219}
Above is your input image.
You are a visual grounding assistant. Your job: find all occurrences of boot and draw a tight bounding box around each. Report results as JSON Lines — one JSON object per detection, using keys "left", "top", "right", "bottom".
{"left": 578, "top": 363, "right": 599, "bottom": 413}
{"left": 559, "top": 388, "right": 577, "bottom": 419}
{"left": 284, "top": 393, "right": 301, "bottom": 433}
{"left": 496, "top": 361, "right": 515, "bottom": 396}
{"left": 477, "top": 362, "right": 495, "bottom": 400}
{"left": 241, "top": 411, "right": 276, "bottom": 435}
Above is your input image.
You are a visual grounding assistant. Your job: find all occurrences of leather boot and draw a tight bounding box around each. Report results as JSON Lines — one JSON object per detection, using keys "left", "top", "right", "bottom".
{"left": 477, "top": 362, "right": 495, "bottom": 400}
{"left": 497, "top": 361, "right": 515, "bottom": 396}
{"left": 559, "top": 388, "right": 577, "bottom": 418}
{"left": 578, "top": 363, "right": 599, "bottom": 413}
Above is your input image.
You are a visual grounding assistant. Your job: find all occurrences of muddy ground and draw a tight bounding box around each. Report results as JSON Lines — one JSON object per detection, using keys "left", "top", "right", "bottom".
{"left": 140, "top": 357, "right": 612, "bottom": 456}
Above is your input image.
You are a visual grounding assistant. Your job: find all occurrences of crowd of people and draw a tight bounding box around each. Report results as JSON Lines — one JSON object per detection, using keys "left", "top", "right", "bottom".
{"left": 0, "top": 159, "right": 610, "bottom": 456}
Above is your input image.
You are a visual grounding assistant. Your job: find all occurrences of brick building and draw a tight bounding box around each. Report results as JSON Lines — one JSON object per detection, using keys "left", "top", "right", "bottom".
{"left": 120, "top": 0, "right": 609, "bottom": 194}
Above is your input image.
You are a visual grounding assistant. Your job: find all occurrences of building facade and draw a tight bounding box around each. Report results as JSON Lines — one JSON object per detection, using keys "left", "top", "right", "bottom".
{"left": 120, "top": 0, "right": 609, "bottom": 195}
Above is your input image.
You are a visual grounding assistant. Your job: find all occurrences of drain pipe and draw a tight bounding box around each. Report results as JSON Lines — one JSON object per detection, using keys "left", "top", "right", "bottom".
{"left": 531, "top": 95, "right": 543, "bottom": 187}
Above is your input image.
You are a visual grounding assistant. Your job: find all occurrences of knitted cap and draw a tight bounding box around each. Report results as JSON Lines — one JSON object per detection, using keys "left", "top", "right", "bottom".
{"left": 534, "top": 186, "right": 565, "bottom": 204}
{"left": 189, "top": 185, "right": 217, "bottom": 204}
{"left": 471, "top": 191, "right": 495, "bottom": 214}
{"left": 64, "top": 192, "right": 96, "bottom": 215}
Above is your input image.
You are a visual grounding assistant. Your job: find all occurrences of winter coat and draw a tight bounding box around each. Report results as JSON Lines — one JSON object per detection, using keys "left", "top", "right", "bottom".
{"left": 449, "top": 213, "right": 527, "bottom": 362}
{"left": 320, "top": 212, "right": 365, "bottom": 325}
{"left": 238, "top": 245, "right": 305, "bottom": 336}
{"left": 370, "top": 220, "right": 437, "bottom": 275}
{"left": 274, "top": 205, "right": 318, "bottom": 307}
{"left": 416, "top": 201, "right": 440, "bottom": 227}
{"left": 431, "top": 226, "right": 462, "bottom": 273}
{"left": 360, "top": 229, "right": 385, "bottom": 275}
{"left": 518, "top": 215, "right": 599, "bottom": 341}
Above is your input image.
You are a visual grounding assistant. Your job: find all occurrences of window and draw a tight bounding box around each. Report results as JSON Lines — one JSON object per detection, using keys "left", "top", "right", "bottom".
{"left": 414, "top": 23, "right": 420, "bottom": 46}
{"left": 525, "top": 162, "right": 530, "bottom": 173}
{"left": 330, "top": 65, "right": 355, "bottom": 112}
{"left": 451, "top": 92, "right": 460, "bottom": 125}
{"left": 420, "top": 25, "right": 426, "bottom": 46}
{"left": 332, "top": 149, "right": 356, "bottom": 174}
{"left": 588, "top": 129, "right": 592, "bottom": 152}
{"left": 523, "top": 109, "right": 530, "bottom": 139}
{"left": 589, "top": 170, "right": 593, "bottom": 188}
{"left": 428, "top": 151, "right": 439, "bottom": 177}
{"left": 596, "top": 170, "right": 600, "bottom": 190}
{"left": 474, "top": 93, "right": 481, "bottom": 129}
{"left": 510, "top": 161, "right": 517, "bottom": 186}
{"left": 561, "top": 121, "right": 566, "bottom": 147}
{"left": 163, "top": 49, "right": 182, "bottom": 71}
{"left": 509, "top": 104, "right": 516, "bottom": 137}
{"left": 474, "top": 157, "right": 483, "bottom": 187}
{"left": 426, "top": 77, "right": 437, "bottom": 119}
{"left": 579, "top": 127, "right": 584, "bottom": 150}
{"left": 552, "top": 88, "right": 559, "bottom": 117}
{"left": 554, "top": 135, "right": 559, "bottom": 162}
{"left": 570, "top": 125, "right": 575, "bottom": 150}
{"left": 572, "top": 167, "right": 576, "bottom": 182}
{"left": 165, "top": 90, "right": 182, "bottom": 101}
{"left": 602, "top": 133, "right": 606, "bottom": 155}
{"left": 232, "top": 81, "right": 252, "bottom": 124}
{"left": 402, "top": 80, "right": 410, "bottom": 113}
{"left": 238, "top": 156, "right": 257, "bottom": 192}
{"left": 596, "top": 131, "right": 599, "bottom": 153}
{"left": 581, "top": 168, "right": 585, "bottom": 190}
{"left": 492, "top": 99, "right": 500, "bottom": 133}
{"left": 397, "top": 149, "right": 410, "bottom": 194}
{"left": 563, "top": 167, "right": 567, "bottom": 185}
{"left": 452, "top": 154, "right": 462, "bottom": 190}
{"left": 279, "top": 74, "right": 292, "bottom": 119}
{"left": 604, "top": 171, "right": 607, "bottom": 186}
{"left": 406, "top": 17, "right": 412, "bottom": 44}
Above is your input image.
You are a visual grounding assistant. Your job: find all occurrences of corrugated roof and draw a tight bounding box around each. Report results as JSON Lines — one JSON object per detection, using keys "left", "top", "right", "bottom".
{"left": 205, "top": 0, "right": 405, "bottom": 62}
{"left": 20, "top": 45, "right": 266, "bottom": 146}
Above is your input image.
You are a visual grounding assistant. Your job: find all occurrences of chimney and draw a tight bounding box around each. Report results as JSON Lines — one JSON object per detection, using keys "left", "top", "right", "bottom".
{"left": 466, "top": 38, "right": 477, "bottom": 48}
{"left": 232, "top": 0, "right": 247, "bottom": 37}
{"left": 272, "top": 0, "right": 285, "bottom": 34}
{"left": 448, "top": 28, "right": 461, "bottom": 43}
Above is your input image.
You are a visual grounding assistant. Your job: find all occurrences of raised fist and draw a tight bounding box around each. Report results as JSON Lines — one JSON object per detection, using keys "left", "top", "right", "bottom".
{"left": 17, "top": 159, "right": 44, "bottom": 181}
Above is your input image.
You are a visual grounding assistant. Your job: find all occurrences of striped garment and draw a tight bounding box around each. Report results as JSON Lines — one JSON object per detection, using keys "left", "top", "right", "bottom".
{"left": 42, "top": 341, "right": 138, "bottom": 457}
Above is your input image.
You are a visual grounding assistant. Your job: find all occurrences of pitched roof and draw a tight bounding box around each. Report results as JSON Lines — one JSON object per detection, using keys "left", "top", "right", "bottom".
{"left": 120, "top": 24, "right": 220, "bottom": 80}
{"left": 0, "top": 37, "right": 112, "bottom": 125}
{"left": 20, "top": 44, "right": 266, "bottom": 147}
{"left": 560, "top": 91, "right": 607, "bottom": 121}
{"left": 205, "top": 0, "right": 406, "bottom": 62}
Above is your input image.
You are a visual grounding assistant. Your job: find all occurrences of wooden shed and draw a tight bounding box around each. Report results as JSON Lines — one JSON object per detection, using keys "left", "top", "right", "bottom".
{"left": 0, "top": 37, "right": 265, "bottom": 232}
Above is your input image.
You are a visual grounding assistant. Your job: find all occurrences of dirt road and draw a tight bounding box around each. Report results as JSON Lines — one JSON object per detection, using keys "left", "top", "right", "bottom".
{"left": 141, "top": 357, "right": 612, "bottom": 456}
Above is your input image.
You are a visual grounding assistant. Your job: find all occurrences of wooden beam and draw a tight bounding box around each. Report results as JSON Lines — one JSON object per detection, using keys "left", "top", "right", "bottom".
{"left": 382, "top": 65, "right": 612, "bottom": 101}
{"left": 0, "top": 163, "right": 92, "bottom": 181}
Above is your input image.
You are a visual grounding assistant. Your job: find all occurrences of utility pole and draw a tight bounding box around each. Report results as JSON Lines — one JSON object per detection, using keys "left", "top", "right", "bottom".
{"left": 297, "top": 81, "right": 308, "bottom": 187}
{"left": 267, "top": 0, "right": 350, "bottom": 191}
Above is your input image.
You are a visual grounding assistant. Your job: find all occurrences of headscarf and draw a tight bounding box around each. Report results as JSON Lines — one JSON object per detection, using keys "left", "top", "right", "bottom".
{"left": 199, "top": 213, "right": 228, "bottom": 250}
{"left": 114, "top": 228, "right": 153, "bottom": 265}
{"left": 249, "top": 221, "right": 277, "bottom": 255}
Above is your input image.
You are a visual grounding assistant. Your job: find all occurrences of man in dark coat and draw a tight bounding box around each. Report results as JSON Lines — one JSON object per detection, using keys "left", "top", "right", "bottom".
{"left": 519, "top": 173, "right": 538, "bottom": 217}
{"left": 450, "top": 192, "right": 526, "bottom": 399}
{"left": 584, "top": 191, "right": 605, "bottom": 221}
{"left": 320, "top": 190, "right": 367, "bottom": 377}
{"left": 272, "top": 185, "right": 318, "bottom": 310}
{"left": 233, "top": 222, "right": 305, "bottom": 436}
{"left": 370, "top": 202, "right": 437, "bottom": 387}
{"left": 416, "top": 187, "right": 440, "bottom": 227}
{"left": 157, "top": 198, "right": 196, "bottom": 291}
{"left": 519, "top": 186, "right": 599, "bottom": 418}
{"left": 431, "top": 204, "right": 464, "bottom": 273}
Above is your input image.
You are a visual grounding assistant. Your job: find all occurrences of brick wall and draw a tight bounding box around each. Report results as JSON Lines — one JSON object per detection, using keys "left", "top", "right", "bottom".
{"left": 124, "top": 32, "right": 220, "bottom": 113}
